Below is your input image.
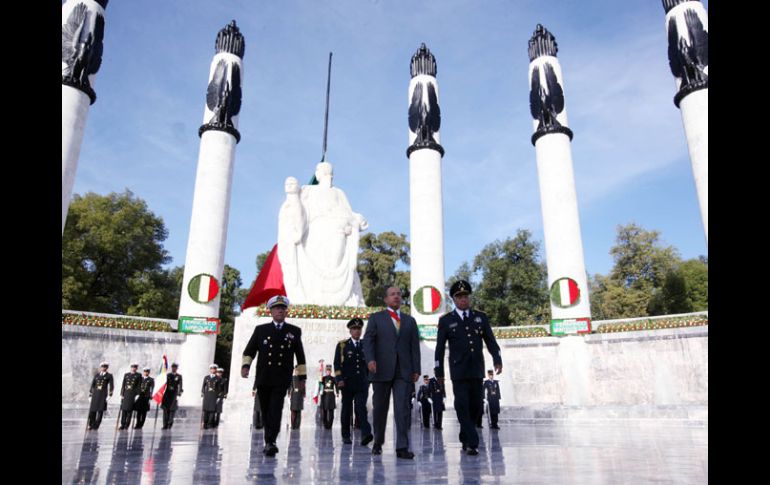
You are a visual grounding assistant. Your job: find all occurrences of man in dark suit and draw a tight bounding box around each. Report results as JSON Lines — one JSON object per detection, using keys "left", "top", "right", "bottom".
{"left": 161, "top": 363, "right": 183, "bottom": 430}
{"left": 428, "top": 374, "right": 445, "bottom": 429}
{"left": 241, "top": 295, "right": 307, "bottom": 457}
{"left": 363, "top": 286, "right": 421, "bottom": 459}
{"left": 417, "top": 375, "right": 432, "bottom": 428}
{"left": 214, "top": 367, "right": 228, "bottom": 428}
{"left": 87, "top": 362, "right": 114, "bottom": 430}
{"left": 133, "top": 367, "right": 154, "bottom": 429}
{"left": 333, "top": 318, "right": 374, "bottom": 446}
{"left": 201, "top": 364, "right": 220, "bottom": 429}
{"left": 119, "top": 364, "right": 142, "bottom": 430}
{"left": 484, "top": 369, "right": 501, "bottom": 429}
{"left": 435, "top": 280, "right": 503, "bottom": 455}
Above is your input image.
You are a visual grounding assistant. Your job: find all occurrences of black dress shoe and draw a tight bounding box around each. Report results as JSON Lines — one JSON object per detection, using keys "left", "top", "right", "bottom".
{"left": 361, "top": 434, "right": 374, "bottom": 446}
{"left": 491, "top": 425, "right": 500, "bottom": 430}
{"left": 372, "top": 445, "right": 382, "bottom": 455}
{"left": 466, "top": 448, "right": 479, "bottom": 456}
{"left": 396, "top": 449, "right": 415, "bottom": 459}
{"left": 342, "top": 436, "right": 352, "bottom": 444}
{"left": 434, "top": 426, "right": 442, "bottom": 430}
{"left": 265, "top": 444, "right": 278, "bottom": 457}
{"left": 461, "top": 443, "right": 467, "bottom": 451}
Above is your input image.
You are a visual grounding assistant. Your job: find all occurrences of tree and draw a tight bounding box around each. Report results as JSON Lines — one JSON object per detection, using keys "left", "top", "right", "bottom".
{"left": 462, "top": 230, "right": 550, "bottom": 326}
{"left": 62, "top": 190, "right": 172, "bottom": 314}
{"left": 357, "top": 232, "right": 410, "bottom": 307}
{"left": 648, "top": 257, "right": 708, "bottom": 315}
{"left": 591, "top": 223, "right": 683, "bottom": 319}
{"left": 255, "top": 250, "right": 271, "bottom": 274}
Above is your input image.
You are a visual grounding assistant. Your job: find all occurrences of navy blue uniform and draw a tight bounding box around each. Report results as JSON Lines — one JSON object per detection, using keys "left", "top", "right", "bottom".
{"left": 119, "top": 372, "right": 142, "bottom": 429}
{"left": 428, "top": 377, "right": 445, "bottom": 428}
{"left": 134, "top": 376, "right": 154, "bottom": 429}
{"left": 88, "top": 372, "right": 114, "bottom": 430}
{"left": 416, "top": 384, "right": 432, "bottom": 428}
{"left": 161, "top": 372, "right": 183, "bottom": 429}
{"left": 242, "top": 321, "right": 307, "bottom": 447}
{"left": 434, "top": 309, "right": 502, "bottom": 449}
{"left": 334, "top": 338, "right": 372, "bottom": 440}
{"left": 484, "top": 379, "right": 501, "bottom": 428}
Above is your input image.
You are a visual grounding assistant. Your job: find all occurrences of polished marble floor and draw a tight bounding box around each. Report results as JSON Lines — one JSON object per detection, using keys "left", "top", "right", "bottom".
{"left": 63, "top": 411, "right": 707, "bottom": 484}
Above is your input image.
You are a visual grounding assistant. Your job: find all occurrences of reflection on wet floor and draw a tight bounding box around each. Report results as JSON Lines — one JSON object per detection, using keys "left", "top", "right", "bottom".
{"left": 63, "top": 415, "right": 707, "bottom": 484}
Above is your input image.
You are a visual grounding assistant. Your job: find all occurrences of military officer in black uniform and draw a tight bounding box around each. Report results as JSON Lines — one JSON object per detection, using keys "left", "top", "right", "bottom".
{"left": 241, "top": 295, "right": 307, "bottom": 457}
{"left": 428, "top": 374, "right": 445, "bottom": 429}
{"left": 416, "top": 375, "right": 432, "bottom": 428}
{"left": 119, "top": 364, "right": 142, "bottom": 430}
{"left": 288, "top": 365, "right": 305, "bottom": 429}
{"left": 320, "top": 365, "right": 338, "bottom": 429}
{"left": 214, "top": 367, "right": 228, "bottom": 428}
{"left": 134, "top": 367, "right": 154, "bottom": 429}
{"left": 484, "top": 370, "right": 502, "bottom": 429}
{"left": 161, "top": 363, "right": 183, "bottom": 430}
{"left": 201, "top": 364, "right": 221, "bottom": 429}
{"left": 88, "top": 362, "right": 114, "bottom": 430}
{"left": 333, "top": 318, "right": 374, "bottom": 445}
{"left": 435, "top": 280, "right": 503, "bottom": 455}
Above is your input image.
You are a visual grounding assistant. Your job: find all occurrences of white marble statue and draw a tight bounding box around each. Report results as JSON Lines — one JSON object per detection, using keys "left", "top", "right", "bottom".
{"left": 277, "top": 162, "right": 368, "bottom": 306}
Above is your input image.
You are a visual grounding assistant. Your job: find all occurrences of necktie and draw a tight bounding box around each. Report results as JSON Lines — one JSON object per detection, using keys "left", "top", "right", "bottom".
{"left": 462, "top": 311, "right": 468, "bottom": 322}
{"left": 388, "top": 310, "right": 401, "bottom": 333}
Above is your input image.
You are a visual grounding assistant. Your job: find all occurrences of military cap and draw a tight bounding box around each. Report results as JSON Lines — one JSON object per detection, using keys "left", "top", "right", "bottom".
{"left": 325, "top": 364, "right": 332, "bottom": 370}
{"left": 267, "top": 295, "right": 290, "bottom": 309}
{"left": 347, "top": 318, "right": 364, "bottom": 329}
{"left": 143, "top": 367, "right": 151, "bottom": 372}
{"left": 171, "top": 362, "right": 179, "bottom": 368}
{"left": 450, "top": 279, "right": 472, "bottom": 298}
{"left": 423, "top": 375, "right": 430, "bottom": 379}
{"left": 487, "top": 369, "right": 494, "bottom": 374}
{"left": 100, "top": 362, "right": 109, "bottom": 367}
{"left": 130, "top": 363, "right": 139, "bottom": 368}
{"left": 217, "top": 367, "right": 224, "bottom": 372}
{"left": 209, "top": 364, "right": 218, "bottom": 369}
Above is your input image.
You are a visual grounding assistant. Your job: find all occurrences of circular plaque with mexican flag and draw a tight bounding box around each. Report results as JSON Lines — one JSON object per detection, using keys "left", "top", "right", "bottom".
{"left": 188, "top": 273, "right": 220, "bottom": 304}
{"left": 413, "top": 285, "right": 443, "bottom": 314}
{"left": 550, "top": 277, "right": 580, "bottom": 308}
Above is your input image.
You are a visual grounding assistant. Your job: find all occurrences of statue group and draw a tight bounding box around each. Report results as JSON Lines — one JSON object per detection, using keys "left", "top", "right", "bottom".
{"left": 277, "top": 162, "right": 368, "bottom": 307}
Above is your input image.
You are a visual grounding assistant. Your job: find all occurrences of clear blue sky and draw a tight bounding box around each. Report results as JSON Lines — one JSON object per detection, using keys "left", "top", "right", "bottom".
{"left": 71, "top": 0, "right": 708, "bottom": 289}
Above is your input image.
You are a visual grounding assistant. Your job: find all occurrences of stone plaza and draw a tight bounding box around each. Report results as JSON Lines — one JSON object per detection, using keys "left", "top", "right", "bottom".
{"left": 62, "top": 409, "right": 707, "bottom": 484}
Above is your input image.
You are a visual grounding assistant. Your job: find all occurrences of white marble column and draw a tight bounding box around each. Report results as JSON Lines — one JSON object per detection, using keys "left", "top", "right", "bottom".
{"left": 407, "top": 44, "right": 446, "bottom": 325}
{"left": 178, "top": 21, "right": 245, "bottom": 407}
{"left": 527, "top": 25, "right": 591, "bottom": 327}
{"left": 61, "top": 0, "right": 107, "bottom": 234}
{"left": 663, "top": 0, "right": 708, "bottom": 243}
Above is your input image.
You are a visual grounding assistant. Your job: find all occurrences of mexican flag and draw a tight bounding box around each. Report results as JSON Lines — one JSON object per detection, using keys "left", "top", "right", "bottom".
{"left": 189, "top": 274, "right": 220, "bottom": 303}
{"left": 414, "top": 286, "right": 442, "bottom": 314}
{"left": 152, "top": 355, "right": 169, "bottom": 405}
{"left": 551, "top": 278, "right": 580, "bottom": 307}
{"left": 241, "top": 244, "right": 286, "bottom": 310}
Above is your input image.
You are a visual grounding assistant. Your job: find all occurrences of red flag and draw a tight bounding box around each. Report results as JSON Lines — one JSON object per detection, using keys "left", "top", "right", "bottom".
{"left": 241, "top": 244, "right": 286, "bottom": 310}
{"left": 152, "top": 382, "right": 167, "bottom": 405}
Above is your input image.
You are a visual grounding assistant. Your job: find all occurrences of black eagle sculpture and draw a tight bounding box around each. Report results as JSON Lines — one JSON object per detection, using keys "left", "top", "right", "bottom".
{"left": 61, "top": 3, "right": 105, "bottom": 101}
{"left": 529, "top": 63, "right": 565, "bottom": 133}
{"left": 667, "top": 10, "right": 708, "bottom": 87}
{"left": 408, "top": 81, "right": 441, "bottom": 146}
{"left": 205, "top": 60, "right": 242, "bottom": 130}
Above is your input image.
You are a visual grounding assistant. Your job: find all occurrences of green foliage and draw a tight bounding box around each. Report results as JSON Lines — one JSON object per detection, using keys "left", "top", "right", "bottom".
{"left": 255, "top": 250, "right": 271, "bottom": 274}
{"left": 62, "top": 191, "right": 171, "bottom": 314}
{"left": 457, "top": 230, "right": 550, "bottom": 326}
{"left": 357, "top": 231, "right": 411, "bottom": 307}
{"left": 648, "top": 257, "right": 708, "bottom": 315}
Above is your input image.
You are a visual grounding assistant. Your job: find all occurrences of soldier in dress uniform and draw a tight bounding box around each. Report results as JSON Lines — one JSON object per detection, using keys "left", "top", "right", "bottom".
{"left": 119, "top": 364, "right": 142, "bottom": 430}
{"left": 320, "top": 365, "right": 338, "bottom": 429}
{"left": 435, "top": 280, "right": 503, "bottom": 456}
{"left": 201, "top": 364, "right": 221, "bottom": 429}
{"left": 241, "top": 295, "right": 307, "bottom": 457}
{"left": 133, "top": 367, "right": 154, "bottom": 429}
{"left": 416, "top": 375, "right": 432, "bottom": 428}
{"left": 161, "top": 363, "right": 183, "bottom": 430}
{"left": 288, "top": 365, "right": 306, "bottom": 429}
{"left": 87, "top": 362, "right": 114, "bottom": 430}
{"left": 333, "top": 317, "right": 374, "bottom": 445}
{"left": 428, "top": 374, "right": 445, "bottom": 429}
{"left": 214, "top": 367, "right": 228, "bottom": 428}
{"left": 484, "top": 369, "right": 502, "bottom": 429}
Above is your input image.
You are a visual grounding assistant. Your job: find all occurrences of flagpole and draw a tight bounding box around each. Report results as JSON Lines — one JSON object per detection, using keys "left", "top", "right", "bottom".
{"left": 321, "top": 52, "right": 332, "bottom": 163}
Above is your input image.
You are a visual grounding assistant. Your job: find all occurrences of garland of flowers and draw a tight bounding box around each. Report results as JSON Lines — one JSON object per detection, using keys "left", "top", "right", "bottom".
{"left": 62, "top": 313, "right": 174, "bottom": 332}
{"left": 492, "top": 327, "right": 550, "bottom": 339}
{"left": 252, "top": 304, "right": 384, "bottom": 320}
{"left": 597, "top": 315, "right": 708, "bottom": 334}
